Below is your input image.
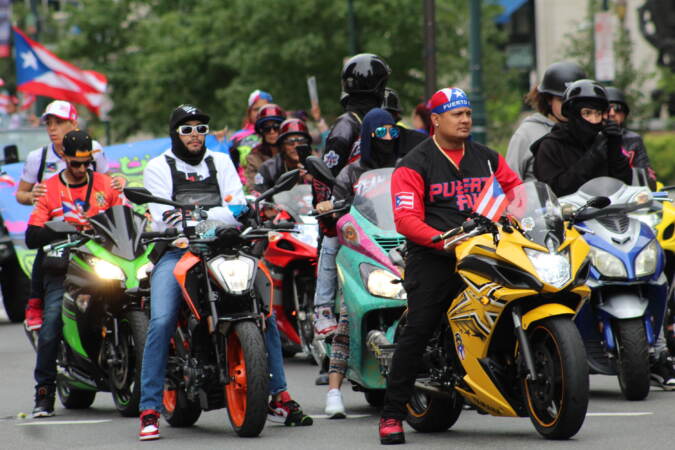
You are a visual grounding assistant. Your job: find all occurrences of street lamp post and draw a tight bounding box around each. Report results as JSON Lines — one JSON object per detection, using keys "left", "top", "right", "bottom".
{"left": 423, "top": 0, "right": 437, "bottom": 100}
{"left": 347, "top": 0, "right": 358, "bottom": 55}
{"left": 469, "top": 0, "right": 487, "bottom": 144}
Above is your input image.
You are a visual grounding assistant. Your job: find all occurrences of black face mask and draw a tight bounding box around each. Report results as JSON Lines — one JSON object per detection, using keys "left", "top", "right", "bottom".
{"left": 370, "top": 138, "right": 397, "bottom": 168}
{"left": 567, "top": 102, "right": 604, "bottom": 147}
{"left": 170, "top": 129, "right": 206, "bottom": 165}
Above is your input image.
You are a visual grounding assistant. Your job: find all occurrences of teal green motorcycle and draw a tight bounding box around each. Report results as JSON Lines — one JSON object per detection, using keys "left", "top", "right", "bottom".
{"left": 311, "top": 164, "right": 406, "bottom": 406}
{"left": 43, "top": 205, "right": 155, "bottom": 416}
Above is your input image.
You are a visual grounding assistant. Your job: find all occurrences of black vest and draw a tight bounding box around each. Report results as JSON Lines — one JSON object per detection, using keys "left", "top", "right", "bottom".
{"left": 165, "top": 155, "right": 222, "bottom": 208}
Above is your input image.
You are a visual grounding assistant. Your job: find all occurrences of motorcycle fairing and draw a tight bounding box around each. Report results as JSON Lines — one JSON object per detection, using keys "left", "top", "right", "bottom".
{"left": 174, "top": 251, "right": 202, "bottom": 320}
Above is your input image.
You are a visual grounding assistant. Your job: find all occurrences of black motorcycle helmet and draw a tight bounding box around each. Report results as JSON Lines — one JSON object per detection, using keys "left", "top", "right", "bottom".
{"left": 341, "top": 53, "right": 391, "bottom": 98}
{"left": 605, "top": 86, "right": 630, "bottom": 116}
{"left": 561, "top": 79, "right": 609, "bottom": 119}
{"left": 538, "top": 61, "right": 587, "bottom": 97}
{"left": 382, "top": 87, "right": 402, "bottom": 114}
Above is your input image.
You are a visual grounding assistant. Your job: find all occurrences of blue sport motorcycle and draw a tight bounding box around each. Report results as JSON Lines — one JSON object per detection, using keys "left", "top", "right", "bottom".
{"left": 561, "top": 177, "right": 668, "bottom": 400}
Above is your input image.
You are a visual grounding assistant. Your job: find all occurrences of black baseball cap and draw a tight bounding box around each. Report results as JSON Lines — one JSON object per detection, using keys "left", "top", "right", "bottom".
{"left": 169, "top": 104, "right": 210, "bottom": 130}
{"left": 63, "top": 129, "right": 93, "bottom": 158}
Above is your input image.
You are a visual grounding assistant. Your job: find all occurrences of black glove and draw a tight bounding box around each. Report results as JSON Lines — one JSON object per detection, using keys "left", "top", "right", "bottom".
{"left": 296, "top": 144, "right": 312, "bottom": 165}
{"left": 602, "top": 120, "right": 622, "bottom": 156}
{"left": 162, "top": 208, "right": 183, "bottom": 227}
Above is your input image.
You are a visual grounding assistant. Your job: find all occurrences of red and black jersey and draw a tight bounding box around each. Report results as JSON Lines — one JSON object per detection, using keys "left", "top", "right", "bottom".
{"left": 391, "top": 137, "right": 521, "bottom": 254}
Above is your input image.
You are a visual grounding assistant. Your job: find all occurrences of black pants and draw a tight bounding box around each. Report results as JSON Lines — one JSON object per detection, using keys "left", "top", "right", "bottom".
{"left": 382, "top": 251, "right": 462, "bottom": 420}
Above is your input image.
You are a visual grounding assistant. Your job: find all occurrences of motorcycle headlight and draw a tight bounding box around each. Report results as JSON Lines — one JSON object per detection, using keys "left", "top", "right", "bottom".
{"left": 294, "top": 224, "right": 319, "bottom": 248}
{"left": 588, "top": 247, "right": 627, "bottom": 278}
{"left": 523, "top": 248, "right": 570, "bottom": 288}
{"left": 91, "top": 258, "right": 125, "bottom": 281}
{"left": 631, "top": 189, "right": 651, "bottom": 205}
{"left": 207, "top": 255, "right": 255, "bottom": 295}
{"left": 360, "top": 264, "right": 405, "bottom": 299}
{"left": 635, "top": 240, "right": 658, "bottom": 277}
{"left": 136, "top": 262, "right": 154, "bottom": 281}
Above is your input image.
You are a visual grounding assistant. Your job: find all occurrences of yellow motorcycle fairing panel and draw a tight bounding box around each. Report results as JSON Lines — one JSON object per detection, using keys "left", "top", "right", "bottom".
{"left": 455, "top": 384, "right": 518, "bottom": 417}
{"left": 655, "top": 200, "right": 675, "bottom": 252}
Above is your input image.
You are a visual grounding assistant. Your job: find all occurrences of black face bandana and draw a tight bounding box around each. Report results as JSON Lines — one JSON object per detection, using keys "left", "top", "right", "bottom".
{"left": 370, "top": 138, "right": 397, "bottom": 168}
{"left": 170, "top": 129, "right": 206, "bottom": 165}
{"left": 567, "top": 101, "right": 604, "bottom": 147}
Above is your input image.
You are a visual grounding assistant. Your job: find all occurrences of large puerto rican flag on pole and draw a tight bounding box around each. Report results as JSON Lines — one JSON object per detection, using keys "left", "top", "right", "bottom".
{"left": 473, "top": 174, "right": 507, "bottom": 222}
{"left": 13, "top": 26, "right": 107, "bottom": 116}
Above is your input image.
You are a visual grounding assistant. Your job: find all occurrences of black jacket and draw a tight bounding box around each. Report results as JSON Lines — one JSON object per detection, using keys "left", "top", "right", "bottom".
{"left": 531, "top": 123, "right": 632, "bottom": 197}
{"left": 254, "top": 154, "right": 287, "bottom": 193}
{"left": 321, "top": 111, "right": 362, "bottom": 177}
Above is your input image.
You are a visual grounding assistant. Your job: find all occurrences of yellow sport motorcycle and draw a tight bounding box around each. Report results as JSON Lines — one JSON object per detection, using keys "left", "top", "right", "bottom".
{"left": 392, "top": 182, "right": 606, "bottom": 440}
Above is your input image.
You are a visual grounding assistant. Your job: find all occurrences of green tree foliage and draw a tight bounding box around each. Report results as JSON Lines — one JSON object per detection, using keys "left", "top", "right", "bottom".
{"left": 52, "top": 0, "right": 520, "bottom": 145}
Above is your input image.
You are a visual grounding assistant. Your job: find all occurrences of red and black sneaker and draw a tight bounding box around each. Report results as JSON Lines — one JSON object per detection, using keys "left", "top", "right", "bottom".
{"left": 139, "top": 409, "right": 160, "bottom": 441}
{"left": 24, "top": 297, "right": 44, "bottom": 332}
{"left": 379, "top": 417, "right": 405, "bottom": 445}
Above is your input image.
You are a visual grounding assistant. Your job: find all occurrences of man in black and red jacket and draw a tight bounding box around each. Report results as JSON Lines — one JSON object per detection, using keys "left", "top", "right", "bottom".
{"left": 378, "top": 88, "right": 521, "bottom": 445}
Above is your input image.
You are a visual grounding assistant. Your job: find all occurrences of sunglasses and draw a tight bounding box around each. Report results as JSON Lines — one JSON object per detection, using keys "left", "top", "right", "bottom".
{"left": 609, "top": 103, "right": 626, "bottom": 113}
{"left": 373, "top": 126, "right": 399, "bottom": 139}
{"left": 261, "top": 123, "right": 281, "bottom": 133}
{"left": 177, "top": 124, "right": 209, "bottom": 135}
{"left": 68, "top": 159, "right": 93, "bottom": 168}
{"left": 285, "top": 136, "right": 308, "bottom": 145}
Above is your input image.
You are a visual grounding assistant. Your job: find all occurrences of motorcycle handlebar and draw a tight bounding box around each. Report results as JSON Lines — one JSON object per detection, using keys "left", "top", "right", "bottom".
{"left": 432, "top": 219, "right": 478, "bottom": 243}
{"left": 141, "top": 228, "right": 178, "bottom": 240}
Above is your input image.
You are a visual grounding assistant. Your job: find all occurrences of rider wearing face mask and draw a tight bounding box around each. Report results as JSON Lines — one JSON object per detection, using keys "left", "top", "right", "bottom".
{"left": 315, "top": 108, "right": 402, "bottom": 418}
{"left": 531, "top": 79, "right": 632, "bottom": 197}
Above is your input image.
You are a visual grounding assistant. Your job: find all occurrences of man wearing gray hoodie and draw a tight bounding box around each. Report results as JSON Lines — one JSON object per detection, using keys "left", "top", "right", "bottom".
{"left": 506, "top": 62, "right": 586, "bottom": 180}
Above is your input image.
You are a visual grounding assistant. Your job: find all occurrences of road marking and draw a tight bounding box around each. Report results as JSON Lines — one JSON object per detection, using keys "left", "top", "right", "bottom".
{"left": 17, "top": 419, "right": 112, "bottom": 426}
{"left": 586, "top": 412, "right": 653, "bottom": 417}
{"left": 311, "top": 414, "right": 372, "bottom": 419}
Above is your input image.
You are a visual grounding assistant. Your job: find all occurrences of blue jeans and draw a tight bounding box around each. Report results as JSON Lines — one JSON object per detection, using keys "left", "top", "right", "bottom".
{"left": 265, "top": 312, "right": 287, "bottom": 396}
{"left": 139, "top": 249, "right": 184, "bottom": 411}
{"left": 313, "top": 236, "right": 339, "bottom": 309}
{"left": 34, "top": 273, "right": 65, "bottom": 387}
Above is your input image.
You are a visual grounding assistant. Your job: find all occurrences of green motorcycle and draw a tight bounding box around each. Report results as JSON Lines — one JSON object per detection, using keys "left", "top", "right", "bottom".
{"left": 43, "top": 205, "right": 155, "bottom": 416}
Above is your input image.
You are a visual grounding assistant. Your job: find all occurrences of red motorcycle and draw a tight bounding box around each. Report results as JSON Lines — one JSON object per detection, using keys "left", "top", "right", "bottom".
{"left": 262, "top": 184, "right": 319, "bottom": 362}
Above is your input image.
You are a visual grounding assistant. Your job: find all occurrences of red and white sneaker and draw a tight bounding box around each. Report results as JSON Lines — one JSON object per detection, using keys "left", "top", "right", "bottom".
{"left": 24, "top": 298, "right": 44, "bottom": 332}
{"left": 139, "top": 409, "right": 160, "bottom": 441}
{"left": 313, "top": 307, "right": 337, "bottom": 336}
{"left": 379, "top": 417, "right": 405, "bottom": 445}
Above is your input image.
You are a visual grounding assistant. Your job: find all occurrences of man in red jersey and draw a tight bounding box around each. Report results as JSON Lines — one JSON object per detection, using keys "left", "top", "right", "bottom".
{"left": 25, "top": 129, "right": 123, "bottom": 418}
{"left": 378, "top": 88, "right": 521, "bottom": 445}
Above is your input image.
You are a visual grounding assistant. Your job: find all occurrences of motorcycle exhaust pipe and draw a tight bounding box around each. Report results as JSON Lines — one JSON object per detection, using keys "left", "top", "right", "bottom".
{"left": 57, "top": 367, "right": 97, "bottom": 390}
{"left": 413, "top": 381, "right": 457, "bottom": 399}
{"left": 367, "top": 330, "right": 392, "bottom": 356}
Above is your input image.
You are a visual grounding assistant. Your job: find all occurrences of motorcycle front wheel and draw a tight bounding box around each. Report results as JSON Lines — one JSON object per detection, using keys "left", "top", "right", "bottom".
{"left": 224, "top": 320, "right": 268, "bottom": 437}
{"left": 522, "top": 317, "right": 588, "bottom": 440}
{"left": 109, "top": 310, "right": 149, "bottom": 417}
{"left": 614, "top": 318, "right": 650, "bottom": 401}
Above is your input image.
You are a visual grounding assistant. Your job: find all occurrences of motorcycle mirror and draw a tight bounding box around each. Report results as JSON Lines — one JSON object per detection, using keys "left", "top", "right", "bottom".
{"left": 586, "top": 196, "right": 610, "bottom": 209}
{"left": 124, "top": 187, "right": 182, "bottom": 209}
{"left": 304, "top": 155, "right": 335, "bottom": 188}
{"left": 45, "top": 221, "right": 78, "bottom": 234}
{"left": 254, "top": 169, "right": 301, "bottom": 223}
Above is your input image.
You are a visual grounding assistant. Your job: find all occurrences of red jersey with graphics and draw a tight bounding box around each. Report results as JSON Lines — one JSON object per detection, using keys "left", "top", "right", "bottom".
{"left": 28, "top": 171, "right": 123, "bottom": 228}
{"left": 391, "top": 137, "right": 520, "bottom": 252}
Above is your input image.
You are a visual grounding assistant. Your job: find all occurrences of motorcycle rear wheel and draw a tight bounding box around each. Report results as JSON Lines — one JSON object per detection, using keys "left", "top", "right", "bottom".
{"left": 225, "top": 320, "right": 268, "bottom": 437}
{"left": 523, "top": 317, "right": 588, "bottom": 440}
{"left": 109, "top": 310, "right": 149, "bottom": 417}
{"left": 614, "top": 318, "right": 650, "bottom": 401}
{"left": 162, "top": 339, "right": 201, "bottom": 427}
{"left": 0, "top": 259, "right": 30, "bottom": 323}
{"left": 405, "top": 388, "right": 463, "bottom": 432}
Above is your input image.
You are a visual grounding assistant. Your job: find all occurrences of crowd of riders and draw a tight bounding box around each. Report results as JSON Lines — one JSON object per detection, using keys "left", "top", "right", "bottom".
{"left": 14, "top": 50, "right": 675, "bottom": 446}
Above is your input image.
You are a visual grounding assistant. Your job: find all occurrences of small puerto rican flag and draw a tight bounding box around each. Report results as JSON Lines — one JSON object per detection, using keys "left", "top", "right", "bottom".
{"left": 395, "top": 192, "right": 414, "bottom": 209}
{"left": 473, "top": 174, "right": 507, "bottom": 222}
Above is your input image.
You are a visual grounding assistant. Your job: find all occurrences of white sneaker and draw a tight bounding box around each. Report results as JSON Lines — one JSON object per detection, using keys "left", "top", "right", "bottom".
{"left": 325, "top": 389, "right": 346, "bottom": 419}
{"left": 314, "top": 307, "right": 337, "bottom": 336}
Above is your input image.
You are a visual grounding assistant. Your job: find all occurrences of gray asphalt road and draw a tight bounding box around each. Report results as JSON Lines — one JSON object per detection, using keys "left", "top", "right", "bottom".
{"left": 1, "top": 317, "right": 674, "bottom": 450}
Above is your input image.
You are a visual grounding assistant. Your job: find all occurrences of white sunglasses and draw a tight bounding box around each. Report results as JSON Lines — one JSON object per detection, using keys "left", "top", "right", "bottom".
{"left": 177, "top": 124, "right": 209, "bottom": 135}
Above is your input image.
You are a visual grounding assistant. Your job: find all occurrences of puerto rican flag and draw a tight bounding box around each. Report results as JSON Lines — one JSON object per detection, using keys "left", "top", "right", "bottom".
{"left": 13, "top": 26, "right": 107, "bottom": 116}
{"left": 395, "top": 192, "right": 415, "bottom": 209}
{"left": 473, "top": 175, "right": 507, "bottom": 222}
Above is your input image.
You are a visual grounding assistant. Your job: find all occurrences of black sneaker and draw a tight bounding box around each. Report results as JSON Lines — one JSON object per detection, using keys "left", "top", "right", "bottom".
{"left": 32, "top": 385, "right": 55, "bottom": 418}
{"left": 650, "top": 354, "right": 675, "bottom": 391}
{"left": 268, "top": 399, "right": 313, "bottom": 426}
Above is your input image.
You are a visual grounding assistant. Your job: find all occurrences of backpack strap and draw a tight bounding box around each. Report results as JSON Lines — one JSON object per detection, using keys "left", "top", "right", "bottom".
{"left": 36, "top": 146, "right": 48, "bottom": 183}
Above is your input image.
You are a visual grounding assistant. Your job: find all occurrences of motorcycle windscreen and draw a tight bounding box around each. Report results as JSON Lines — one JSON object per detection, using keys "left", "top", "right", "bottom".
{"left": 272, "top": 184, "right": 314, "bottom": 223}
{"left": 352, "top": 168, "right": 396, "bottom": 230}
{"left": 578, "top": 176, "right": 626, "bottom": 198}
{"left": 88, "top": 205, "right": 147, "bottom": 260}
{"left": 505, "top": 181, "right": 565, "bottom": 249}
